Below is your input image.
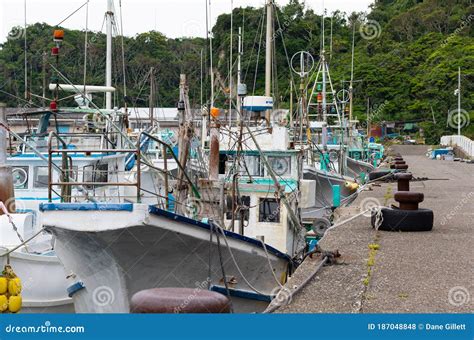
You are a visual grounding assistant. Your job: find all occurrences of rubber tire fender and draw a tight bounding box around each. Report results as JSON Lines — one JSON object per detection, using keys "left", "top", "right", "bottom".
{"left": 368, "top": 169, "right": 392, "bottom": 181}
{"left": 371, "top": 207, "right": 433, "bottom": 232}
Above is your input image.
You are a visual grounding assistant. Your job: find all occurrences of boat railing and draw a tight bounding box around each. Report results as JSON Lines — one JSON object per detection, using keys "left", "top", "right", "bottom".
{"left": 46, "top": 131, "right": 201, "bottom": 209}
{"left": 47, "top": 131, "right": 142, "bottom": 203}
{"left": 138, "top": 131, "right": 201, "bottom": 211}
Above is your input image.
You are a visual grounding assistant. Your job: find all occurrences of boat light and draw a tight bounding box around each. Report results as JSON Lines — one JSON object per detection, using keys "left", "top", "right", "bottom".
{"left": 210, "top": 107, "right": 220, "bottom": 119}
{"left": 50, "top": 101, "right": 58, "bottom": 111}
{"left": 53, "top": 29, "right": 64, "bottom": 42}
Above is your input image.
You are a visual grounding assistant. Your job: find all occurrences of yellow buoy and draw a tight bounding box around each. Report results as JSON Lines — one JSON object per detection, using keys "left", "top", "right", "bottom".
{"left": 344, "top": 181, "right": 359, "bottom": 191}
{"left": 8, "top": 295, "right": 22, "bottom": 313}
{"left": 8, "top": 278, "right": 21, "bottom": 296}
{"left": 0, "top": 295, "right": 8, "bottom": 312}
{"left": 0, "top": 277, "right": 7, "bottom": 294}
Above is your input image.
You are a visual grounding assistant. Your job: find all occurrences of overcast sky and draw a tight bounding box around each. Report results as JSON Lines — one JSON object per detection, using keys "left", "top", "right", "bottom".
{"left": 1, "top": 0, "right": 373, "bottom": 43}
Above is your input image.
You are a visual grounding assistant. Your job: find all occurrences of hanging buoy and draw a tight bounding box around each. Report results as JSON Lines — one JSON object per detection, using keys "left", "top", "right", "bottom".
{"left": 0, "top": 295, "right": 7, "bottom": 312}
{"left": 8, "top": 295, "right": 22, "bottom": 313}
{"left": 1, "top": 265, "right": 22, "bottom": 313}
{"left": 345, "top": 181, "right": 359, "bottom": 191}
{"left": 8, "top": 278, "right": 21, "bottom": 296}
{"left": 0, "top": 277, "right": 7, "bottom": 294}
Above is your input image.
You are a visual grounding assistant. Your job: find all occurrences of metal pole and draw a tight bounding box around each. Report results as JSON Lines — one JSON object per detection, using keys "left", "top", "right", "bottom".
{"left": 0, "top": 103, "right": 6, "bottom": 164}
{"left": 265, "top": 0, "right": 273, "bottom": 125}
{"left": 458, "top": 67, "right": 461, "bottom": 136}
{"left": 105, "top": 0, "right": 113, "bottom": 110}
{"left": 236, "top": 27, "right": 242, "bottom": 124}
{"left": 228, "top": 0, "right": 233, "bottom": 128}
{"left": 349, "top": 23, "right": 355, "bottom": 123}
{"left": 149, "top": 67, "right": 155, "bottom": 127}
{"left": 163, "top": 144, "right": 169, "bottom": 211}
{"left": 24, "top": 0, "right": 27, "bottom": 100}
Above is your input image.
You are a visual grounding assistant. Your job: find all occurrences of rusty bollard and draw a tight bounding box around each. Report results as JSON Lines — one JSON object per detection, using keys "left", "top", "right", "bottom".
{"left": 395, "top": 173, "right": 412, "bottom": 191}
{"left": 130, "top": 288, "right": 231, "bottom": 314}
{"left": 372, "top": 163, "right": 433, "bottom": 231}
{"left": 394, "top": 191, "right": 424, "bottom": 210}
{"left": 390, "top": 163, "right": 409, "bottom": 170}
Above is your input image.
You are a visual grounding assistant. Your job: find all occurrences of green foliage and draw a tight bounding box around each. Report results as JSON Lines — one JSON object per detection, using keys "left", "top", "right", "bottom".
{"left": 0, "top": 0, "right": 472, "bottom": 140}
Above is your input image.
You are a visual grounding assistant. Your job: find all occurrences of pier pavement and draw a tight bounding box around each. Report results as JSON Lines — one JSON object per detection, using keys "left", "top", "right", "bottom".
{"left": 274, "top": 145, "right": 473, "bottom": 313}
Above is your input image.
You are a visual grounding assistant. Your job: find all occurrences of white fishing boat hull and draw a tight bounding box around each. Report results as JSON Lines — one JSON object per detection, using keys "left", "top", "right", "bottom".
{"left": 41, "top": 203, "right": 291, "bottom": 313}
{"left": 0, "top": 213, "right": 73, "bottom": 313}
{"left": 345, "top": 157, "right": 375, "bottom": 178}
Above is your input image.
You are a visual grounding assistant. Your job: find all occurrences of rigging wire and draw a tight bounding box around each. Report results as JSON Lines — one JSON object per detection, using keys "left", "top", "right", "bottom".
{"left": 56, "top": 0, "right": 90, "bottom": 27}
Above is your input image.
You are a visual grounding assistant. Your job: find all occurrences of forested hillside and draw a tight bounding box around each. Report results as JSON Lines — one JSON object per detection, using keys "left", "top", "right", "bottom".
{"left": 0, "top": 0, "right": 472, "bottom": 142}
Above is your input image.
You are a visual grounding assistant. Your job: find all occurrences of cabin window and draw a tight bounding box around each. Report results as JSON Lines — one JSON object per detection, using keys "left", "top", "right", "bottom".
{"left": 83, "top": 163, "right": 108, "bottom": 188}
{"left": 12, "top": 167, "right": 29, "bottom": 189}
{"left": 94, "top": 163, "right": 109, "bottom": 183}
{"left": 268, "top": 156, "right": 291, "bottom": 176}
{"left": 243, "top": 155, "right": 263, "bottom": 177}
{"left": 226, "top": 195, "right": 250, "bottom": 221}
{"left": 33, "top": 167, "right": 49, "bottom": 188}
{"left": 259, "top": 198, "right": 280, "bottom": 223}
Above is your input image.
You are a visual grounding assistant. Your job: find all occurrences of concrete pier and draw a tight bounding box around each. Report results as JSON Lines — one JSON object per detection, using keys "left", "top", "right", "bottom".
{"left": 275, "top": 145, "right": 473, "bottom": 313}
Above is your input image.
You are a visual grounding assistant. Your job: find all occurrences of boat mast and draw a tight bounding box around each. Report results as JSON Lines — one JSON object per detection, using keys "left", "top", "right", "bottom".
{"left": 265, "top": 0, "right": 273, "bottom": 125}
{"left": 349, "top": 22, "right": 355, "bottom": 124}
{"left": 321, "top": 10, "right": 328, "bottom": 149}
{"left": 23, "top": 0, "right": 28, "bottom": 100}
{"left": 208, "top": 0, "right": 219, "bottom": 181}
{"left": 237, "top": 27, "right": 243, "bottom": 118}
{"left": 228, "top": 0, "right": 233, "bottom": 127}
{"left": 105, "top": 0, "right": 114, "bottom": 110}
